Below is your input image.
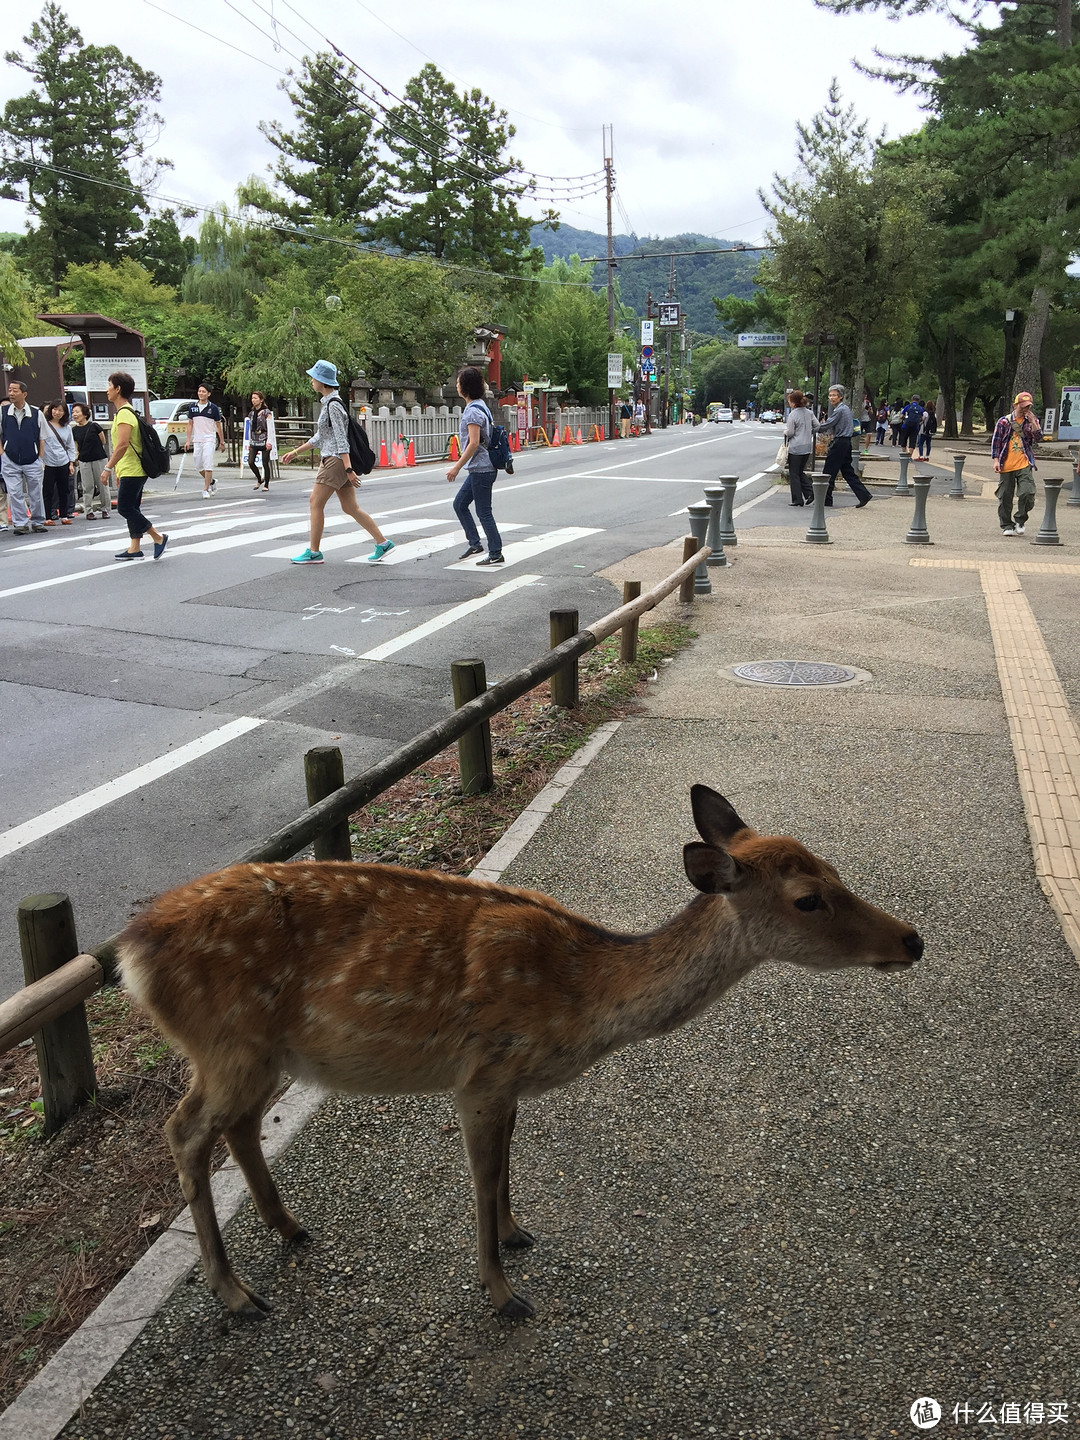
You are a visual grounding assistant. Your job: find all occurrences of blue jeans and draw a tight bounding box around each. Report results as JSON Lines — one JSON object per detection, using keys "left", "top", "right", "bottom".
{"left": 453, "top": 467, "right": 502, "bottom": 555}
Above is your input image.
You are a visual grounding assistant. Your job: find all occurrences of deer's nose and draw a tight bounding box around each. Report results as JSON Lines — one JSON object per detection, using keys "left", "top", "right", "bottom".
{"left": 903, "top": 930, "right": 924, "bottom": 961}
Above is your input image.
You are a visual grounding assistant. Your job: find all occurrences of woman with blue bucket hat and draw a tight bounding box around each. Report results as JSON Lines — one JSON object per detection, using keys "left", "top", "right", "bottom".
{"left": 281, "top": 360, "right": 394, "bottom": 564}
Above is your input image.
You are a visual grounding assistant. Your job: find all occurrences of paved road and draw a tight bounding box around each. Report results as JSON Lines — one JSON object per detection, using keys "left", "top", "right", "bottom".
{"left": 0, "top": 421, "right": 790, "bottom": 997}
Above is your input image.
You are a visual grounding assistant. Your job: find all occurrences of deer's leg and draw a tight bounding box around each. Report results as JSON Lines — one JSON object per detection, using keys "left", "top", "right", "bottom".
{"left": 456, "top": 1090, "right": 534, "bottom": 1319}
{"left": 223, "top": 1098, "right": 308, "bottom": 1245}
{"left": 166, "top": 1082, "right": 272, "bottom": 1319}
{"left": 497, "top": 1106, "right": 535, "bottom": 1249}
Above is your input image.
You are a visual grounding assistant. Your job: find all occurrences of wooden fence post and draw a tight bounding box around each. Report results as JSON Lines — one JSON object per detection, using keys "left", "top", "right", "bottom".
{"left": 679, "top": 536, "right": 697, "bottom": 603}
{"left": 620, "top": 581, "right": 642, "bottom": 663}
{"left": 18, "top": 894, "right": 96, "bottom": 1134}
{"left": 304, "top": 746, "right": 353, "bottom": 861}
{"left": 549, "top": 609, "right": 579, "bottom": 707}
{"left": 452, "top": 659, "right": 494, "bottom": 794}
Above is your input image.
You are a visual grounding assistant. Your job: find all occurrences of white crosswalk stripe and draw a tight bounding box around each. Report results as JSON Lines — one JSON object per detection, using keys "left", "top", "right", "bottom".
{"left": 254, "top": 517, "right": 447, "bottom": 560}
{"left": 443, "top": 527, "right": 602, "bottom": 570}
{"left": 79, "top": 512, "right": 309, "bottom": 552}
{"left": 348, "top": 523, "right": 529, "bottom": 565}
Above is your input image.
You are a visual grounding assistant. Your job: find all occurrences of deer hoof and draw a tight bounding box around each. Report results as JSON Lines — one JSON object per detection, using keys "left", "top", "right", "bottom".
{"left": 499, "top": 1291, "right": 535, "bottom": 1320}
{"left": 234, "top": 1287, "right": 273, "bottom": 1319}
{"left": 287, "top": 1227, "right": 312, "bottom": 1247}
{"left": 501, "top": 1226, "right": 536, "bottom": 1249}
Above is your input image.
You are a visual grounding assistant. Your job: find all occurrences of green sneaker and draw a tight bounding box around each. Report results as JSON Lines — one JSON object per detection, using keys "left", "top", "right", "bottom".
{"left": 368, "top": 538, "right": 395, "bottom": 561}
{"left": 291, "top": 548, "right": 324, "bottom": 564}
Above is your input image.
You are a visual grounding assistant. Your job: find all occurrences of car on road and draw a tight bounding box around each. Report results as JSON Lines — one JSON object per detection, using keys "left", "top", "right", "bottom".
{"left": 150, "top": 398, "right": 194, "bottom": 455}
{"left": 707, "top": 404, "right": 734, "bottom": 423}
{"left": 759, "top": 409, "right": 781, "bottom": 423}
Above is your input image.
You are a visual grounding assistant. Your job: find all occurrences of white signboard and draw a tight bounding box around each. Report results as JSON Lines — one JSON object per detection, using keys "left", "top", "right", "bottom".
{"left": 1058, "top": 385, "right": 1080, "bottom": 440}
{"left": 737, "top": 333, "right": 787, "bottom": 348}
{"left": 1043, "top": 408, "right": 1056, "bottom": 437}
{"left": 84, "top": 356, "right": 148, "bottom": 392}
{"left": 641, "top": 320, "right": 654, "bottom": 346}
{"left": 658, "top": 302, "right": 681, "bottom": 328}
{"left": 607, "top": 353, "right": 624, "bottom": 389}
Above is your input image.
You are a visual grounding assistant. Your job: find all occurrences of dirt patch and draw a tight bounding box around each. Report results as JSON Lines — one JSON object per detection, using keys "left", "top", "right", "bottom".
{"left": 0, "top": 622, "right": 693, "bottom": 1408}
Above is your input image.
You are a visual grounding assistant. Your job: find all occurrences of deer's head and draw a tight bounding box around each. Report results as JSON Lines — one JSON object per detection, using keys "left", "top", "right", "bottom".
{"left": 683, "top": 785, "right": 923, "bottom": 975}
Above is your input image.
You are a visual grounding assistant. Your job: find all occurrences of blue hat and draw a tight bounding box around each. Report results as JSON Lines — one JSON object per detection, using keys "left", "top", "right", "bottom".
{"left": 306, "top": 359, "right": 338, "bottom": 387}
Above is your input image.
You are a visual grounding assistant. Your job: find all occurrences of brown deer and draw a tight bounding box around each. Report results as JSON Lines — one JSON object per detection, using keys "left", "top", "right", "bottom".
{"left": 118, "top": 785, "right": 922, "bottom": 1321}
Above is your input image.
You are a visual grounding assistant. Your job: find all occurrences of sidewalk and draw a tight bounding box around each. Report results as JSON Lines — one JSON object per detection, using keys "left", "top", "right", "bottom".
{"left": 12, "top": 484, "right": 1080, "bottom": 1440}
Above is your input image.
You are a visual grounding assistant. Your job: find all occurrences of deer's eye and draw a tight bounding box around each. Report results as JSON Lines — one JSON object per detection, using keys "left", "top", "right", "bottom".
{"left": 794, "top": 894, "right": 822, "bottom": 912}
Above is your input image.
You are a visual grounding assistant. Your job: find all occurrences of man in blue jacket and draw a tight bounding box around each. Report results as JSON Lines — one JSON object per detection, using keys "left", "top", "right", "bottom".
{"left": 0, "top": 380, "right": 47, "bottom": 534}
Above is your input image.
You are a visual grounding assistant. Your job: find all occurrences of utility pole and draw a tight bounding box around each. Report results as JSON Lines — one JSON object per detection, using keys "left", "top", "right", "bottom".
{"left": 604, "top": 124, "right": 617, "bottom": 441}
{"left": 662, "top": 253, "right": 675, "bottom": 430}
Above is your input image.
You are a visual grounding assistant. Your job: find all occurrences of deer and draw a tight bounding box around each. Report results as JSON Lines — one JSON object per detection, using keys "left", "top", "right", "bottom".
{"left": 118, "top": 785, "right": 923, "bottom": 1322}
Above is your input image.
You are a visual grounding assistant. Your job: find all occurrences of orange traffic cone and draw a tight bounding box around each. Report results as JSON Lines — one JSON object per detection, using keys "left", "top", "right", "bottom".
{"left": 509, "top": 430, "right": 519, "bottom": 452}
{"left": 575, "top": 428, "right": 584, "bottom": 445}
{"left": 378, "top": 438, "right": 389, "bottom": 468}
{"left": 448, "top": 434, "right": 460, "bottom": 461}
{"left": 406, "top": 439, "right": 416, "bottom": 467}
{"left": 590, "top": 425, "right": 602, "bottom": 442}
{"left": 551, "top": 426, "right": 561, "bottom": 447}
{"left": 390, "top": 439, "right": 406, "bottom": 468}
{"left": 562, "top": 425, "right": 573, "bottom": 444}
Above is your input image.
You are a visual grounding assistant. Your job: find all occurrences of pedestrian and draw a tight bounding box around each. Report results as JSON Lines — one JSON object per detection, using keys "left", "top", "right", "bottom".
{"left": 619, "top": 398, "right": 632, "bottom": 439}
{"left": 281, "top": 360, "right": 393, "bottom": 566}
{"left": 899, "top": 394, "right": 924, "bottom": 456}
{"left": 101, "top": 371, "right": 169, "bottom": 561}
{"left": 783, "top": 389, "right": 816, "bottom": 505}
{"left": 875, "top": 402, "right": 889, "bottom": 446}
{"left": 634, "top": 398, "right": 645, "bottom": 435}
{"left": 916, "top": 400, "right": 937, "bottom": 459}
{"left": 0, "top": 379, "right": 47, "bottom": 534}
{"left": 246, "top": 391, "right": 276, "bottom": 490}
{"left": 888, "top": 399, "right": 903, "bottom": 446}
{"left": 816, "top": 385, "right": 873, "bottom": 507}
{"left": 860, "top": 397, "right": 875, "bottom": 454}
{"left": 70, "top": 401, "right": 111, "bottom": 519}
{"left": 41, "top": 400, "right": 77, "bottom": 524}
{"left": 992, "top": 391, "right": 1042, "bottom": 537}
{"left": 447, "top": 365, "right": 502, "bottom": 565}
{"left": 185, "top": 383, "right": 225, "bottom": 498}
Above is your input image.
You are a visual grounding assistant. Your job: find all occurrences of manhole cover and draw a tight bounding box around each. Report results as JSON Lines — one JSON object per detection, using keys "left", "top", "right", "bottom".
{"left": 731, "top": 660, "right": 859, "bottom": 687}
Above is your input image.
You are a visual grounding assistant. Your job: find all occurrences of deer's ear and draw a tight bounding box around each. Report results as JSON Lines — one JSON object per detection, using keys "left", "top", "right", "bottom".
{"left": 683, "top": 842, "right": 745, "bottom": 894}
{"left": 691, "top": 786, "right": 751, "bottom": 846}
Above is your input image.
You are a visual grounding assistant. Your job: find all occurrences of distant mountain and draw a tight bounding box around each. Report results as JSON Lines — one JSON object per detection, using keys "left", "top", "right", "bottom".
{"left": 529, "top": 224, "right": 764, "bottom": 335}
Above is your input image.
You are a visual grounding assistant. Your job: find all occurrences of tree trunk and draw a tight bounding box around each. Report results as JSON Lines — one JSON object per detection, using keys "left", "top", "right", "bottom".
{"left": 850, "top": 327, "right": 868, "bottom": 438}
{"left": 1012, "top": 277, "right": 1054, "bottom": 400}
{"left": 1039, "top": 358, "right": 1057, "bottom": 417}
{"left": 980, "top": 390, "right": 999, "bottom": 433}
{"left": 937, "top": 323, "right": 958, "bottom": 439}
{"left": 961, "top": 385, "right": 976, "bottom": 436}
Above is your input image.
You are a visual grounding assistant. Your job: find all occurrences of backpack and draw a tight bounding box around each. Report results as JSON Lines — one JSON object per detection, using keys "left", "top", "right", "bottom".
{"left": 487, "top": 423, "right": 513, "bottom": 474}
{"left": 905, "top": 401, "right": 924, "bottom": 427}
{"left": 116, "top": 405, "right": 169, "bottom": 478}
{"left": 328, "top": 396, "right": 376, "bottom": 475}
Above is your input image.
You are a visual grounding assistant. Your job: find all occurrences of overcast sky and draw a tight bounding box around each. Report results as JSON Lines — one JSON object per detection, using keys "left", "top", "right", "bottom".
{"left": 0, "top": 0, "right": 965, "bottom": 247}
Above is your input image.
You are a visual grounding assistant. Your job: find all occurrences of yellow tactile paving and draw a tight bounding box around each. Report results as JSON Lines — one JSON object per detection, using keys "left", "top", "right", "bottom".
{"left": 914, "top": 557, "right": 1080, "bottom": 961}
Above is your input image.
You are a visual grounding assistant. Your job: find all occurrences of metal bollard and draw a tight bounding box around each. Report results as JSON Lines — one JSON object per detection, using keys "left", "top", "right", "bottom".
{"left": 620, "top": 581, "right": 641, "bottom": 663}
{"left": 949, "top": 453, "right": 966, "bottom": 499}
{"left": 894, "top": 453, "right": 912, "bottom": 497}
{"left": 687, "top": 504, "right": 713, "bottom": 593}
{"left": 804, "top": 479, "right": 832, "bottom": 545}
{"left": 550, "top": 609, "right": 580, "bottom": 707}
{"left": 304, "top": 745, "right": 353, "bottom": 860}
{"left": 451, "top": 660, "right": 494, "bottom": 791}
{"left": 18, "top": 894, "right": 97, "bottom": 1134}
{"left": 718, "top": 475, "right": 739, "bottom": 548}
{"left": 1032, "top": 478, "right": 1064, "bottom": 546}
{"left": 1067, "top": 451, "right": 1080, "bottom": 506}
{"left": 702, "top": 486, "right": 730, "bottom": 567}
{"left": 904, "top": 477, "right": 932, "bottom": 544}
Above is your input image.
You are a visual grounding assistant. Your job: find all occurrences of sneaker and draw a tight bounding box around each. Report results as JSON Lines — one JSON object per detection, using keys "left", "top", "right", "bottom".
{"left": 1001, "top": 527, "right": 1016, "bottom": 536}
{"left": 13, "top": 526, "right": 29, "bottom": 535}
{"left": 86, "top": 512, "right": 98, "bottom": 520}
{"left": 477, "top": 553, "right": 505, "bottom": 565}
{"left": 291, "top": 548, "right": 324, "bottom": 564}
{"left": 30, "top": 525, "right": 46, "bottom": 533}
{"left": 209, "top": 480, "right": 217, "bottom": 493}
{"left": 153, "top": 533, "right": 169, "bottom": 559}
{"left": 459, "top": 544, "right": 484, "bottom": 560}
{"left": 368, "top": 539, "right": 395, "bottom": 561}
{"left": 1014, "top": 522, "right": 1025, "bottom": 535}
{"left": 115, "top": 549, "right": 145, "bottom": 560}
{"left": 201, "top": 489, "right": 212, "bottom": 499}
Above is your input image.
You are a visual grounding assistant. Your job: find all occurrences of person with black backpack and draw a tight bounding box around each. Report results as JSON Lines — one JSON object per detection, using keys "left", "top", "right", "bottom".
{"left": 101, "top": 371, "right": 169, "bottom": 561}
{"left": 281, "top": 359, "right": 392, "bottom": 565}
{"left": 447, "top": 366, "right": 503, "bottom": 565}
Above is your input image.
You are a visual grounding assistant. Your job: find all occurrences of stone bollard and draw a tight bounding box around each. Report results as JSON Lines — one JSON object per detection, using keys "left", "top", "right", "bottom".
{"left": 949, "top": 453, "right": 966, "bottom": 499}
{"left": 894, "top": 453, "right": 912, "bottom": 497}
{"left": 718, "top": 475, "right": 739, "bottom": 548}
{"left": 702, "top": 486, "right": 730, "bottom": 567}
{"left": 904, "top": 477, "right": 932, "bottom": 544}
{"left": 1033, "top": 478, "right": 1064, "bottom": 546}
{"left": 1068, "top": 450, "right": 1080, "bottom": 507}
{"left": 804, "top": 479, "right": 832, "bottom": 545}
{"left": 687, "top": 503, "right": 713, "bottom": 593}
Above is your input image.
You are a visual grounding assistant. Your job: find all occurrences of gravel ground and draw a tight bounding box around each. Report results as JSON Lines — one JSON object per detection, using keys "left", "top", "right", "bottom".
{"left": 56, "top": 512, "right": 1080, "bottom": 1440}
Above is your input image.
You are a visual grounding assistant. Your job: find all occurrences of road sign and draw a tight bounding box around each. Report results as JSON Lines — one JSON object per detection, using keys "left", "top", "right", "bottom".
{"left": 641, "top": 345, "right": 654, "bottom": 359}
{"left": 658, "top": 302, "right": 681, "bottom": 328}
{"left": 641, "top": 320, "right": 654, "bottom": 345}
{"left": 737, "top": 332, "right": 787, "bottom": 348}
{"left": 802, "top": 331, "right": 836, "bottom": 346}
{"left": 607, "top": 353, "right": 624, "bottom": 388}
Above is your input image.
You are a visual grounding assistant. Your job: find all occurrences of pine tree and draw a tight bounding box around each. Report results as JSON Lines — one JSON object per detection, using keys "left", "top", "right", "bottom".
{"left": 0, "top": 2, "right": 168, "bottom": 292}
{"left": 244, "top": 51, "right": 384, "bottom": 233}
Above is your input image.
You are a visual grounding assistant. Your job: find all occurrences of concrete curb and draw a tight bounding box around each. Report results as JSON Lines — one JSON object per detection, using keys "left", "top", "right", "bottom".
{"left": 0, "top": 721, "right": 624, "bottom": 1440}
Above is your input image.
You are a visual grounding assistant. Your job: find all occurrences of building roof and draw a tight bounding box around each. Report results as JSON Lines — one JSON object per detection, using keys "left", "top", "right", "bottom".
{"left": 36, "top": 313, "right": 146, "bottom": 342}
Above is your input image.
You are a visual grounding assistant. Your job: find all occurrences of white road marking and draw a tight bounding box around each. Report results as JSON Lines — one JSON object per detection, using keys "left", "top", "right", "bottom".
{"left": 254, "top": 517, "right": 445, "bottom": 559}
{"left": 0, "top": 563, "right": 131, "bottom": 601}
{"left": 444, "top": 527, "right": 602, "bottom": 571}
{"left": 349, "top": 523, "right": 529, "bottom": 564}
{"left": 179, "top": 515, "right": 354, "bottom": 554}
{"left": 0, "top": 717, "right": 265, "bottom": 861}
{"left": 358, "top": 574, "right": 543, "bottom": 662}
{"left": 80, "top": 511, "right": 309, "bottom": 551}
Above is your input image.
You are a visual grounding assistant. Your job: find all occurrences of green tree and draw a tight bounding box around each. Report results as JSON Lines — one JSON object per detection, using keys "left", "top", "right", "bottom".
{"left": 225, "top": 265, "right": 363, "bottom": 397}
{"left": 0, "top": 2, "right": 168, "bottom": 291}
{"left": 130, "top": 209, "right": 196, "bottom": 289}
{"left": 240, "top": 51, "right": 384, "bottom": 232}
{"left": 181, "top": 207, "right": 289, "bottom": 322}
{"left": 503, "top": 257, "right": 614, "bottom": 404}
{"left": 0, "top": 250, "right": 38, "bottom": 360}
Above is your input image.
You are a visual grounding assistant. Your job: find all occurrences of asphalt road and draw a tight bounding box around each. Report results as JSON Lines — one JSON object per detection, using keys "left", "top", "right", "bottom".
{"left": 0, "top": 420, "right": 791, "bottom": 998}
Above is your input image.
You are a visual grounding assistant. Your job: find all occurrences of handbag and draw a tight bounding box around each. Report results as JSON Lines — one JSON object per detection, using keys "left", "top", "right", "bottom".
{"left": 776, "top": 440, "right": 789, "bottom": 467}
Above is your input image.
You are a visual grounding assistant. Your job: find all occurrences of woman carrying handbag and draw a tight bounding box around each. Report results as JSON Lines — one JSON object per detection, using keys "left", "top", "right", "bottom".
{"left": 783, "top": 390, "right": 817, "bottom": 505}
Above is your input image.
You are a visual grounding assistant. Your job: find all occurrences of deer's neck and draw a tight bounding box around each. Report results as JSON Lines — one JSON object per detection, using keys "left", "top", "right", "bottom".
{"left": 606, "top": 894, "right": 761, "bottom": 1046}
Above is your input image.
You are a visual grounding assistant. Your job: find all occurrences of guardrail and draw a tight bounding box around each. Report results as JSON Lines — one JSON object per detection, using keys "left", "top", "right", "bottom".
{"left": 0, "top": 544, "right": 712, "bottom": 1132}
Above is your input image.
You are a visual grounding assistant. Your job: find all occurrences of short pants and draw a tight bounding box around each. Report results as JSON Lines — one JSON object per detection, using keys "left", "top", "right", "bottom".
{"left": 191, "top": 437, "right": 217, "bottom": 472}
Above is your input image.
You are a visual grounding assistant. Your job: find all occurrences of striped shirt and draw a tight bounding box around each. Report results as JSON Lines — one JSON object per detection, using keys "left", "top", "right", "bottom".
{"left": 315, "top": 391, "right": 351, "bottom": 457}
